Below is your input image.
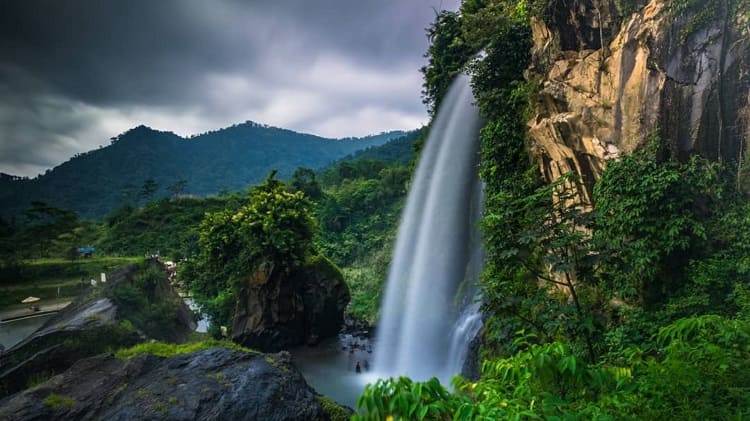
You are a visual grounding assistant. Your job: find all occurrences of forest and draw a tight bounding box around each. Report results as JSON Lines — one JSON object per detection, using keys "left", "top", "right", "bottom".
{"left": 356, "top": 0, "right": 750, "bottom": 419}
{"left": 2, "top": 0, "right": 749, "bottom": 419}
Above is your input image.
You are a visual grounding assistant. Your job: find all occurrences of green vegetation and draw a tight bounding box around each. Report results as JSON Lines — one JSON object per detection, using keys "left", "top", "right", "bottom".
{"left": 105, "top": 264, "right": 186, "bottom": 341}
{"left": 316, "top": 395, "right": 351, "bottom": 421}
{"left": 98, "top": 196, "right": 240, "bottom": 258}
{"left": 359, "top": 315, "right": 750, "bottom": 419}
{"left": 43, "top": 393, "right": 77, "bottom": 409}
{"left": 0, "top": 257, "right": 139, "bottom": 308}
{"left": 357, "top": 0, "right": 750, "bottom": 418}
{"left": 0, "top": 124, "right": 403, "bottom": 219}
{"left": 180, "top": 173, "right": 322, "bottom": 330}
{"left": 114, "top": 339, "right": 255, "bottom": 359}
{"left": 314, "top": 132, "right": 422, "bottom": 321}
{"left": 1, "top": 133, "right": 417, "bottom": 327}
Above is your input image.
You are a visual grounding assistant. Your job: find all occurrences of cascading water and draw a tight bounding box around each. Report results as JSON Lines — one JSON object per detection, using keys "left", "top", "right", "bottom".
{"left": 373, "top": 74, "right": 484, "bottom": 384}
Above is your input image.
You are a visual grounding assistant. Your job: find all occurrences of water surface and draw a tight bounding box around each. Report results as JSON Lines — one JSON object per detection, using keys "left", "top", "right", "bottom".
{"left": 0, "top": 314, "right": 55, "bottom": 350}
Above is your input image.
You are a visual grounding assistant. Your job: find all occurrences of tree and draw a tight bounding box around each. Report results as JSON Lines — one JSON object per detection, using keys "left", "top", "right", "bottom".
{"left": 420, "top": 10, "right": 474, "bottom": 115}
{"left": 138, "top": 179, "right": 159, "bottom": 204}
{"left": 166, "top": 178, "right": 188, "bottom": 198}
{"left": 22, "top": 202, "right": 79, "bottom": 258}
{"left": 289, "top": 167, "right": 322, "bottom": 200}
{"left": 185, "top": 172, "right": 317, "bottom": 327}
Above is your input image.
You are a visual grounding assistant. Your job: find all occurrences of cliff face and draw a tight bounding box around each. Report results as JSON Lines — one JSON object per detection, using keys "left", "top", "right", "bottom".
{"left": 232, "top": 257, "right": 350, "bottom": 352}
{"left": 528, "top": 0, "right": 750, "bottom": 201}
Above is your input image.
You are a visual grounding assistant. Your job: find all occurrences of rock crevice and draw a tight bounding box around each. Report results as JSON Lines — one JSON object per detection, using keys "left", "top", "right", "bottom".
{"left": 529, "top": 0, "right": 750, "bottom": 200}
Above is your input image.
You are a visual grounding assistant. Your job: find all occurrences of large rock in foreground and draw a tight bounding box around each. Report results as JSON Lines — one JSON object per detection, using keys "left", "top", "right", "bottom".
{"left": 0, "top": 347, "right": 331, "bottom": 421}
{"left": 232, "top": 256, "right": 350, "bottom": 352}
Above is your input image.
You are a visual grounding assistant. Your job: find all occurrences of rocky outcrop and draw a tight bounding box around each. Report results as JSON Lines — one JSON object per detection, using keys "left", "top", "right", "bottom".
{"left": 0, "top": 297, "right": 141, "bottom": 398}
{"left": 232, "top": 256, "right": 350, "bottom": 352}
{"left": 107, "top": 260, "right": 196, "bottom": 343}
{"left": 528, "top": 0, "right": 750, "bottom": 201}
{"left": 0, "top": 260, "right": 195, "bottom": 398}
{"left": 0, "top": 347, "right": 333, "bottom": 421}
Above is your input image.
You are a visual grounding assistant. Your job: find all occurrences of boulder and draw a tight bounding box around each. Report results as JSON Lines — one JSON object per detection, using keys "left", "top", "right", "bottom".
{"left": 0, "top": 347, "right": 333, "bottom": 421}
{"left": 232, "top": 256, "right": 349, "bottom": 352}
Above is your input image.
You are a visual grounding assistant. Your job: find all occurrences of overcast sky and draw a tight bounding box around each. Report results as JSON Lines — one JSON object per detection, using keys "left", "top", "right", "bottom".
{"left": 0, "top": 0, "right": 460, "bottom": 177}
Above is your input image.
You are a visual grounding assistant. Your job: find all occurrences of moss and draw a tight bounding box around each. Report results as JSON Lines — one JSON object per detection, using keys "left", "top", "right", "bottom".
{"left": 114, "top": 339, "right": 256, "bottom": 359}
{"left": 264, "top": 355, "right": 289, "bottom": 372}
{"left": 106, "top": 383, "right": 128, "bottom": 405}
{"left": 316, "top": 395, "right": 351, "bottom": 421}
{"left": 305, "top": 254, "right": 344, "bottom": 282}
{"left": 25, "top": 371, "right": 52, "bottom": 389}
{"left": 43, "top": 394, "right": 76, "bottom": 409}
{"left": 168, "top": 396, "right": 180, "bottom": 405}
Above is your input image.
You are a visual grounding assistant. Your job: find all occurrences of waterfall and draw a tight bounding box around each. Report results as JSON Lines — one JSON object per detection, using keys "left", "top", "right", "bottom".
{"left": 373, "top": 74, "right": 484, "bottom": 384}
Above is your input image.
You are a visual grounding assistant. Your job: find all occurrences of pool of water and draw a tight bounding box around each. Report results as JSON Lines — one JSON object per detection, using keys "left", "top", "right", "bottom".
{"left": 290, "top": 333, "right": 376, "bottom": 409}
{"left": 0, "top": 313, "right": 56, "bottom": 350}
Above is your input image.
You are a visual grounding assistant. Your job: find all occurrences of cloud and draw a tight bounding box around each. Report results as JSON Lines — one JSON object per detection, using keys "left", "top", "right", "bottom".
{"left": 0, "top": 0, "right": 460, "bottom": 177}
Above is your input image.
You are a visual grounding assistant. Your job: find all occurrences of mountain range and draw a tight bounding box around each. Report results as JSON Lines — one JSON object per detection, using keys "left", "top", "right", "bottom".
{"left": 0, "top": 121, "right": 407, "bottom": 218}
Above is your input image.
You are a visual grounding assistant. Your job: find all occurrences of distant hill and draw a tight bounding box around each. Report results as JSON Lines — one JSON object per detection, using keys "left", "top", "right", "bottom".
{"left": 336, "top": 128, "right": 422, "bottom": 165}
{"left": 0, "top": 121, "right": 405, "bottom": 218}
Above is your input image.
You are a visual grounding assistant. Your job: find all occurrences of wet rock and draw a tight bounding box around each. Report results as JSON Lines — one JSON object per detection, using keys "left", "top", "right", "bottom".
{"left": 0, "top": 347, "right": 331, "bottom": 421}
{"left": 232, "top": 257, "right": 349, "bottom": 352}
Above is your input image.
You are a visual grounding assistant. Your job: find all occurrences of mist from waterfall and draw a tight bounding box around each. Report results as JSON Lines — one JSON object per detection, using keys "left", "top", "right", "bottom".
{"left": 372, "top": 74, "right": 484, "bottom": 384}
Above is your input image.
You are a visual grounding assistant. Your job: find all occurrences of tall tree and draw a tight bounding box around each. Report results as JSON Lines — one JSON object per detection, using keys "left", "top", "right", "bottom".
{"left": 138, "top": 179, "right": 159, "bottom": 204}
{"left": 167, "top": 178, "right": 188, "bottom": 198}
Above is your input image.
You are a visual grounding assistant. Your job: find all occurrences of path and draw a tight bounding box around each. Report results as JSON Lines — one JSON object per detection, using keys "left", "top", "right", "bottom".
{"left": 0, "top": 301, "right": 72, "bottom": 322}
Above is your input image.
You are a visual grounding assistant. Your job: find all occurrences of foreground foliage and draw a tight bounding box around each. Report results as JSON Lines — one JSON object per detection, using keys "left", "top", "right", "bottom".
{"left": 358, "top": 315, "right": 750, "bottom": 420}
{"left": 359, "top": 0, "right": 750, "bottom": 419}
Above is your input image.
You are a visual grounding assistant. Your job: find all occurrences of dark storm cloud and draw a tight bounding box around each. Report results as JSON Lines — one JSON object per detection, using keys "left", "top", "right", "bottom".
{"left": 0, "top": 0, "right": 460, "bottom": 177}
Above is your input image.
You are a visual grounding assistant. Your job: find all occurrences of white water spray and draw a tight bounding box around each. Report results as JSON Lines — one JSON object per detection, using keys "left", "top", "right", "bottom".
{"left": 373, "top": 75, "right": 484, "bottom": 384}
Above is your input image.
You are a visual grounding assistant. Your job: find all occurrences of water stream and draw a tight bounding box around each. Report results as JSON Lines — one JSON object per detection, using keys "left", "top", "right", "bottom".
{"left": 293, "top": 75, "right": 484, "bottom": 407}
{"left": 373, "top": 74, "right": 483, "bottom": 384}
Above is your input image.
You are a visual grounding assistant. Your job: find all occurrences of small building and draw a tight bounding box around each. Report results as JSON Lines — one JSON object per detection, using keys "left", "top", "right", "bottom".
{"left": 76, "top": 246, "right": 95, "bottom": 258}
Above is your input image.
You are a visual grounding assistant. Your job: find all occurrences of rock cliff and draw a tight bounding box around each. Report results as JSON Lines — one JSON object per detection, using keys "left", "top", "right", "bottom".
{"left": 232, "top": 256, "right": 350, "bottom": 352}
{"left": 528, "top": 0, "right": 750, "bottom": 201}
{"left": 0, "top": 347, "right": 334, "bottom": 421}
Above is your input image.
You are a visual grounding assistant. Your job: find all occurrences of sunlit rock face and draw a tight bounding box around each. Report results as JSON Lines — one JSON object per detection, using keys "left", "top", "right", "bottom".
{"left": 529, "top": 0, "right": 750, "bottom": 202}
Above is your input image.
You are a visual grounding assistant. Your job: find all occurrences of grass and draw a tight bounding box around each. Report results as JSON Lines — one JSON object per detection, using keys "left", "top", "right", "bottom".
{"left": 114, "top": 339, "right": 256, "bottom": 359}
{"left": 0, "top": 256, "right": 141, "bottom": 308}
{"left": 0, "top": 279, "right": 83, "bottom": 309}
{"left": 43, "top": 393, "right": 76, "bottom": 409}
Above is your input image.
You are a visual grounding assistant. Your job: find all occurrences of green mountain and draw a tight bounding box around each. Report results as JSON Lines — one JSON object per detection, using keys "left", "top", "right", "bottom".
{"left": 0, "top": 122, "right": 405, "bottom": 218}
{"left": 335, "top": 129, "right": 420, "bottom": 165}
